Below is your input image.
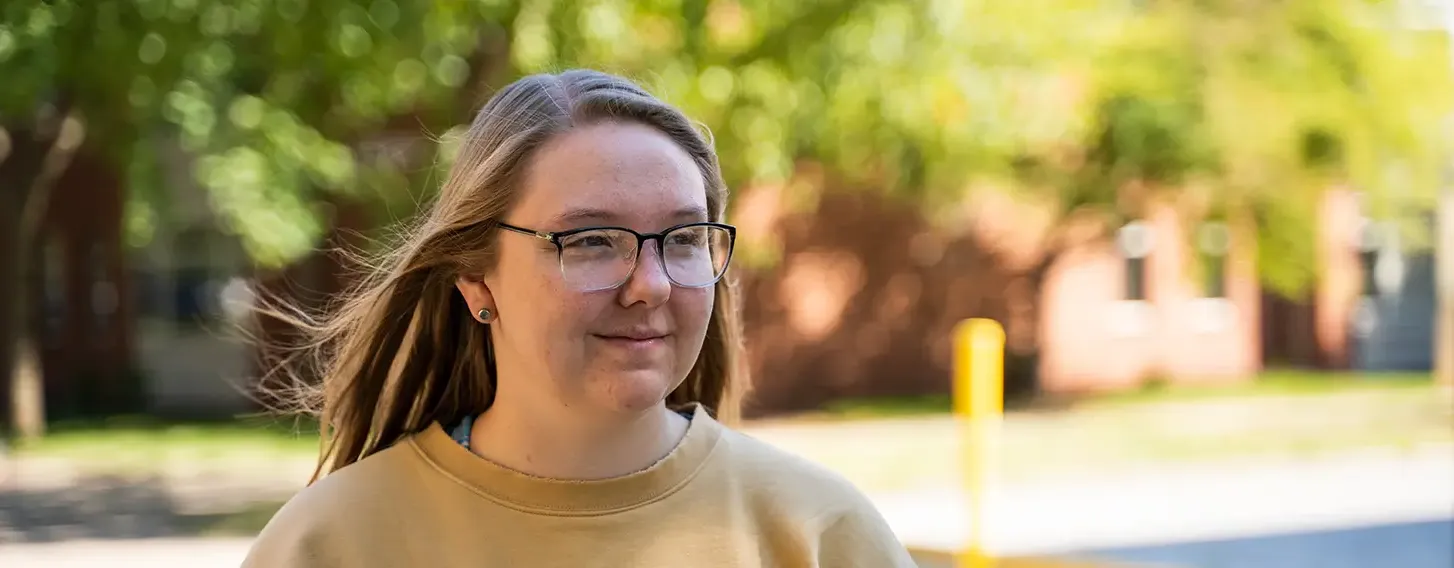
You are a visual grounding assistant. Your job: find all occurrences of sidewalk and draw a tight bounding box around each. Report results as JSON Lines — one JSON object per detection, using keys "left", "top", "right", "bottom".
{"left": 871, "top": 445, "right": 1454, "bottom": 565}
{"left": 1, "top": 390, "right": 1448, "bottom": 567}
{"left": 0, "top": 537, "right": 254, "bottom": 568}
{"left": 745, "top": 388, "right": 1453, "bottom": 493}
{"left": 908, "top": 552, "right": 1177, "bottom": 568}
{"left": 7, "top": 448, "right": 1445, "bottom": 568}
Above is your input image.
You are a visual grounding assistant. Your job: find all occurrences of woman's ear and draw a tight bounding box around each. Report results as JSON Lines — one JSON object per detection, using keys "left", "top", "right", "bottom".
{"left": 456, "top": 274, "right": 497, "bottom": 323}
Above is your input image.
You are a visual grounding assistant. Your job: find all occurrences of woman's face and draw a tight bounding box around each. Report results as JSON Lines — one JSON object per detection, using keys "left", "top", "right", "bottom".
{"left": 459, "top": 121, "right": 714, "bottom": 416}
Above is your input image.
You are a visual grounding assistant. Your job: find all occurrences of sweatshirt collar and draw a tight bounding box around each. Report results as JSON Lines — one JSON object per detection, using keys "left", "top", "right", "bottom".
{"left": 410, "top": 404, "right": 722, "bottom": 515}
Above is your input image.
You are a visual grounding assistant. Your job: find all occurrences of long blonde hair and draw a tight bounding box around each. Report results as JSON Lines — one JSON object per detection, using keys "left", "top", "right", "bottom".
{"left": 258, "top": 69, "right": 745, "bottom": 482}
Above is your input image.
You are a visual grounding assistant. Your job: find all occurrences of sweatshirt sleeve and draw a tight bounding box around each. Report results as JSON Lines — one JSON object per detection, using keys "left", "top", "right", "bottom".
{"left": 815, "top": 495, "right": 920, "bottom": 568}
{"left": 240, "top": 493, "right": 348, "bottom": 568}
{"left": 241, "top": 533, "right": 338, "bottom": 568}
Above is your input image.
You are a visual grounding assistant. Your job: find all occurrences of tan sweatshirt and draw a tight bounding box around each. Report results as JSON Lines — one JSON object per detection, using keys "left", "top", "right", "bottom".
{"left": 242, "top": 405, "right": 917, "bottom": 567}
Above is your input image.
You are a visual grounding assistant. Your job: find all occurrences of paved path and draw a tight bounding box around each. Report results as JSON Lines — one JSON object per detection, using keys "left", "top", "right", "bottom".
{"left": 2, "top": 390, "right": 1449, "bottom": 567}
{"left": 1077, "top": 519, "right": 1454, "bottom": 568}
{"left": 3, "top": 448, "right": 1449, "bottom": 568}
{"left": 0, "top": 537, "right": 254, "bottom": 567}
{"left": 875, "top": 446, "right": 1454, "bottom": 567}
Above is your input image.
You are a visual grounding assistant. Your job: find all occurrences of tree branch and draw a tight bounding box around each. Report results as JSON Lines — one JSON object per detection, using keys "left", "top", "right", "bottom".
{"left": 19, "top": 110, "right": 86, "bottom": 241}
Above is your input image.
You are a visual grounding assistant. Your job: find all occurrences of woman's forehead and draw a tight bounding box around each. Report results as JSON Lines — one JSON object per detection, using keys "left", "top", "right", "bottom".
{"left": 512, "top": 123, "right": 707, "bottom": 229}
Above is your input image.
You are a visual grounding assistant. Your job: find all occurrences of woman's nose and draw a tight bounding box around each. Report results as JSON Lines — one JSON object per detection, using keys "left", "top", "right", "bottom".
{"left": 617, "top": 242, "right": 672, "bottom": 307}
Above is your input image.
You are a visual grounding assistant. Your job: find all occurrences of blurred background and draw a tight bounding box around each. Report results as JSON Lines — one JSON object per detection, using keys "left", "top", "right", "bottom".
{"left": 1, "top": 0, "right": 1452, "bottom": 566}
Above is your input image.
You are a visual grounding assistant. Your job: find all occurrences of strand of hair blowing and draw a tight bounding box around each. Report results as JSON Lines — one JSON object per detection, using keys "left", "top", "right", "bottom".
{"left": 254, "top": 70, "right": 747, "bottom": 484}
{"left": 253, "top": 236, "right": 493, "bottom": 484}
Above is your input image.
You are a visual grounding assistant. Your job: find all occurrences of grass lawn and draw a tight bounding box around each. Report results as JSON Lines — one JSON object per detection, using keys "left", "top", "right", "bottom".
{"left": 811, "top": 370, "right": 1441, "bottom": 421}
{"left": 4, "top": 371, "right": 1447, "bottom": 538}
{"left": 756, "top": 370, "right": 1452, "bottom": 492}
{"left": 7, "top": 370, "right": 1447, "bottom": 478}
{"left": 7, "top": 412, "right": 323, "bottom": 475}
{"left": 1073, "top": 370, "right": 1438, "bottom": 406}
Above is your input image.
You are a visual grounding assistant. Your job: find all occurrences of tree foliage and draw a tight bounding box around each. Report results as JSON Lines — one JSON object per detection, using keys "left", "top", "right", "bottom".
{"left": 2, "top": 0, "right": 515, "bottom": 266}
{"left": 3, "top": 0, "right": 1450, "bottom": 288}
{"left": 510, "top": 0, "right": 1451, "bottom": 297}
{"left": 2, "top": 0, "right": 1450, "bottom": 433}
{"left": 1081, "top": 0, "right": 1453, "bottom": 295}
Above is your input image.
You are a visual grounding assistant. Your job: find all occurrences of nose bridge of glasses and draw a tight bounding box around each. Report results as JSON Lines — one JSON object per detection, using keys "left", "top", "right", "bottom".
{"left": 632, "top": 232, "right": 671, "bottom": 272}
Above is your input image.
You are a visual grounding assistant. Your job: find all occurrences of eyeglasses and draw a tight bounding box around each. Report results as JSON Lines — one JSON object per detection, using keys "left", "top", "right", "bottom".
{"left": 497, "top": 221, "right": 737, "bottom": 292}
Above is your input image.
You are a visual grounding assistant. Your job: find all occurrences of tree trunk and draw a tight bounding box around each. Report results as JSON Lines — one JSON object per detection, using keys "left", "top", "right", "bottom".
{"left": 6, "top": 257, "right": 45, "bottom": 440}
{"left": 0, "top": 108, "right": 82, "bottom": 440}
{"left": 0, "top": 204, "right": 26, "bottom": 439}
{"left": 0, "top": 141, "right": 47, "bottom": 441}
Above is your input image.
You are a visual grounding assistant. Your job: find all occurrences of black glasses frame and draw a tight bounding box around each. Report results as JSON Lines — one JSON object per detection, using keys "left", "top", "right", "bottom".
{"left": 496, "top": 221, "right": 738, "bottom": 290}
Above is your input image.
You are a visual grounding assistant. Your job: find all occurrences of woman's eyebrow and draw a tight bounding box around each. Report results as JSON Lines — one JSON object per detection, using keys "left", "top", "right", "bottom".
{"left": 669, "top": 205, "right": 710, "bottom": 221}
{"left": 548, "top": 205, "right": 709, "bottom": 227}
{"left": 549, "top": 207, "right": 617, "bottom": 226}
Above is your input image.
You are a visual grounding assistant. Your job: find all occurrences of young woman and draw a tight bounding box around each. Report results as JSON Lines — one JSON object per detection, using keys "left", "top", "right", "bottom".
{"left": 244, "top": 69, "right": 916, "bottom": 567}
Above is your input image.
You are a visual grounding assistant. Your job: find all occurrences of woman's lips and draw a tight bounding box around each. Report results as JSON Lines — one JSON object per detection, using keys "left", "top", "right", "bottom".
{"left": 593, "top": 334, "right": 668, "bottom": 350}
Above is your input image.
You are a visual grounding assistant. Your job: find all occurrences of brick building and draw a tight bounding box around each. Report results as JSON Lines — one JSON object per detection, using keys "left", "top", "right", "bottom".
{"left": 24, "top": 177, "right": 1441, "bottom": 418}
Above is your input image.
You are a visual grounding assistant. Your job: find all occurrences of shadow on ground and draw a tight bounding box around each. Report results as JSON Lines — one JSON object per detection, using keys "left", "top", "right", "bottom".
{"left": 0, "top": 475, "right": 285, "bottom": 543}
{"left": 1077, "top": 519, "right": 1454, "bottom": 568}
{"left": 908, "top": 520, "right": 1454, "bottom": 568}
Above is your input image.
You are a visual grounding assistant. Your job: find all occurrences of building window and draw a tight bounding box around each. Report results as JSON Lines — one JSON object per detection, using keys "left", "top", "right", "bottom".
{"left": 173, "top": 267, "right": 213, "bottom": 327}
{"left": 1358, "top": 218, "right": 1378, "bottom": 296}
{"left": 1358, "top": 219, "right": 1404, "bottom": 298}
{"left": 1358, "top": 248, "right": 1379, "bottom": 298}
{"left": 1117, "top": 221, "right": 1152, "bottom": 301}
{"left": 1198, "top": 222, "right": 1230, "bottom": 298}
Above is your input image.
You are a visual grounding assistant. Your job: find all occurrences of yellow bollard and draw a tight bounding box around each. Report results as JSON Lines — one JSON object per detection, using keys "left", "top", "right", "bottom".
{"left": 952, "top": 318, "right": 1006, "bottom": 568}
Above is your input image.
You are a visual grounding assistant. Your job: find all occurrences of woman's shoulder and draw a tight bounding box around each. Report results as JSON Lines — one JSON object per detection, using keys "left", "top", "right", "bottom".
{"left": 714, "top": 426, "right": 879, "bottom": 510}
{"left": 711, "top": 426, "right": 917, "bottom": 565}
{"left": 241, "top": 436, "right": 432, "bottom": 566}
{"left": 288, "top": 437, "right": 427, "bottom": 507}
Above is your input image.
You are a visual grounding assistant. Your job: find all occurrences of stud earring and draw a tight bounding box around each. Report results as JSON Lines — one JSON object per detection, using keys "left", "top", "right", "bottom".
{"left": 477, "top": 308, "right": 493, "bottom": 323}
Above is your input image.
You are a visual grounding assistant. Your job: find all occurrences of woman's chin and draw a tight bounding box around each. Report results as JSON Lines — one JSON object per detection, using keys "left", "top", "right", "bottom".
{"left": 591, "top": 369, "right": 679, "bottom": 413}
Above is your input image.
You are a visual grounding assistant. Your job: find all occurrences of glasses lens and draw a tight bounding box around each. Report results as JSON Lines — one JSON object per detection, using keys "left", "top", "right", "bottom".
{"left": 662, "top": 225, "right": 733, "bottom": 287}
{"left": 558, "top": 229, "right": 638, "bottom": 291}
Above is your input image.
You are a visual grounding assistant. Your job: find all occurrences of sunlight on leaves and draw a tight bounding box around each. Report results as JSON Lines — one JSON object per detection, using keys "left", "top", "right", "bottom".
{"left": 3, "top": 0, "right": 1448, "bottom": 286}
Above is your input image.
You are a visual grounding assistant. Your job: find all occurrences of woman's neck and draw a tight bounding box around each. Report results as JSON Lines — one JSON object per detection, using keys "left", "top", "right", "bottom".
{"left": 467, "top": 394, "right": 690, "bottom": 481}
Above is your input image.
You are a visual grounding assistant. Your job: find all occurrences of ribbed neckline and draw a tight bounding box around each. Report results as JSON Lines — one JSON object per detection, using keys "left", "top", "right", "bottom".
{"left": 409, "top": 404, "right": 722, "bottom": 516}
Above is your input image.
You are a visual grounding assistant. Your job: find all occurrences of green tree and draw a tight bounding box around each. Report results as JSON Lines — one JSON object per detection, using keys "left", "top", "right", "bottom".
{"left": 4, "top": 0, "right": 1448, "bottom": 435}
{"left": 1066, "top": 0, "right": 1452, "bottom": 295}
{"left": 0, "top": 0, "right": 864, "bottom": 437}
{"left": 536, "top": 0, "right": 1452, "bottom": 366}
{"left": 0, "top": 0, "right": 518, "bottom": 438}
{"left": 609, "top": 0, "right": 1452, "bottom": 368}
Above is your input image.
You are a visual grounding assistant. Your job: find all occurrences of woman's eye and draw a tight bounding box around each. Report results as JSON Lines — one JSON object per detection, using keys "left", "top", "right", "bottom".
{"left": 669, "top": 232, "right": 703, "bottom": 246}
{"left": 565, "top": 234, "right": 614, "bottom": 248}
